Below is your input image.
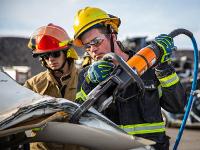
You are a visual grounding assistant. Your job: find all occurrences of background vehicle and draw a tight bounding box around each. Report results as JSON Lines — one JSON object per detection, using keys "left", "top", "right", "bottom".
{"left": 162, "top": 89, "right": 200, "bottom": 128}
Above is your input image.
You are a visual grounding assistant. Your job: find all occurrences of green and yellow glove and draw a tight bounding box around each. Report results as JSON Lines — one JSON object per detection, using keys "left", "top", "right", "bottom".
{"left": 155, "top": 34, "right": 176, "bottom": 63}
{"left": 86, "top": 60, "right": 115, "bottom": 84}
{"left": 76, "top": 60, "right": 115, "bottom": 103}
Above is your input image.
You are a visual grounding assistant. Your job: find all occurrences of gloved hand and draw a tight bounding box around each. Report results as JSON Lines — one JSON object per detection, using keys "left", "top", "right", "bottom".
{"left": 86, "top": 60, "right": 115, "bottom": 84}
{"left": 154, "top": 34, "right": 176, "bottom": 63}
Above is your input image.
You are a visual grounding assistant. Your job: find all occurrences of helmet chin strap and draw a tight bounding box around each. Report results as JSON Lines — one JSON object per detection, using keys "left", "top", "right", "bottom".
{"left": 110, "top": 34, "right": 115, "bottom": 53}
{"left": 42, "top": 57, "right": 68, "bottom": 75}
{"left": 107, "top": 25, "right": 115, "bottom": 53}
{"left": 53, "top": 58, "right": 67, "bottom": 74}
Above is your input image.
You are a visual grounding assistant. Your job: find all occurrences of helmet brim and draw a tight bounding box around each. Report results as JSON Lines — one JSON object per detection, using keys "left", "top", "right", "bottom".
{"left": 32, "top": 46, "right": 69, "bottom": 58}
{"left": 74, "top": 17, "right": 120, "bottom": 42}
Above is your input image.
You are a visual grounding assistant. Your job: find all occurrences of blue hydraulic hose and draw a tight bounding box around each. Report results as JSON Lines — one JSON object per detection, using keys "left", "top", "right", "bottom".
{"left": 173, "top": 36, "right": 199, "bottom": 150}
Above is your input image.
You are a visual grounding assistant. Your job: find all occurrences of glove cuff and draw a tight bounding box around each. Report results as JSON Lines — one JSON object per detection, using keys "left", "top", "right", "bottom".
{"left": 76, "top": 80, "right": 97, "bottom": 102}
{"left": 155, "top": 62, "right": 175, "bottom": 78}
{"left": 155, "top": 63, "right": 179, "bottom": 87}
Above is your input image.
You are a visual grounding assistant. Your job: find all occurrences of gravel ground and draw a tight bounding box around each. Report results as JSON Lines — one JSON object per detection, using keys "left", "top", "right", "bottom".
{"left": 167, "top": 127, "right": 200, "bottom": 150}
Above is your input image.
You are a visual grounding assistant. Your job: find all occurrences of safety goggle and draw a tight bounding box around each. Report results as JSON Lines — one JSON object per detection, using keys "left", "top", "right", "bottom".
{"left": 40, "top": 51, "right": 62, "bottom": 59}
{"left": 84, "top": 36, "right": 104, "bottom": 50}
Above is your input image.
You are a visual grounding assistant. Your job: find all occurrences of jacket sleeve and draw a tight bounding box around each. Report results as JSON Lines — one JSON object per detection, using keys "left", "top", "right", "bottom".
{"left": 155, "top": 62, "right": 187, "bottom": 113}
{"left": 76, "top": 67, "right": 98, "bottom": 102}
{"left": 24, "top": 80, "right": 34, "bottom": 91}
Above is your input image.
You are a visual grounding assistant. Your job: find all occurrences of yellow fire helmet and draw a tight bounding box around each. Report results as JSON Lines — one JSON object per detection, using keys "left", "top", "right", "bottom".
{"left": 73, "top": 7, "right": 121, "bottom": 47}
{"left": 28, "top": 23, "right": 78, "bottom": 59}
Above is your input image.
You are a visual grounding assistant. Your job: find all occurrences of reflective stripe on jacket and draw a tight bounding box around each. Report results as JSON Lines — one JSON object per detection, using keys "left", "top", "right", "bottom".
{"left": 119, "top": 122, "right": 165, "bottom": 135}
{"left": 76, "top": 62, "right": 187, "bottom": 145}
{"left": 159, "top": 72, "right": 179, "bottom": 87}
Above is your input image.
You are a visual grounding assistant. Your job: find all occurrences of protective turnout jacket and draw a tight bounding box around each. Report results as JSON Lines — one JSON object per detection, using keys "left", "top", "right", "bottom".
{"left": 76, "top": 52, "right": 187, "bottom": 149}
{"left": 24, "top": 63, "right": 91, "bottom": 150}
{"left": 24, "top": 62, "right": 78, "bottom": 101}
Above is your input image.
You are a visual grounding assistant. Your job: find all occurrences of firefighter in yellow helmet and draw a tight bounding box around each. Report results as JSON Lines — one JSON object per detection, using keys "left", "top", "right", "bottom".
{"left": 24, "top": 23, "right": 88, "bottom": 150}
{"left": 73, "top": 7, "right": 186, "bottom": 150}
{"left": 73, "top": 7, "right": 120, "bottom": 52}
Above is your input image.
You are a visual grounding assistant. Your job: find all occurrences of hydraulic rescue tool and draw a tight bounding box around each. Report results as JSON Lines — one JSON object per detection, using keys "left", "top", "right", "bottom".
{"left": 70, "top": 35, "right": 163, "bottom": 123}
{"left": 70, "top": 29, "right": 199, "bottom": 150}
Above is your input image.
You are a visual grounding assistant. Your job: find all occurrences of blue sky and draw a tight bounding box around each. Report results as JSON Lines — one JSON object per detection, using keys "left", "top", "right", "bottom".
{"left": 0, "top": 0, "right": 200, "bottom": 49}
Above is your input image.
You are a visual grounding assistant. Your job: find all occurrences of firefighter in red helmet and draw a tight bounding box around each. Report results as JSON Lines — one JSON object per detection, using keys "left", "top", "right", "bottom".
{"left": 24, "top": 24, "right": 87, "bottom": 150}
{"left": 25, "top": 23, "right": 79, "bottom": 99}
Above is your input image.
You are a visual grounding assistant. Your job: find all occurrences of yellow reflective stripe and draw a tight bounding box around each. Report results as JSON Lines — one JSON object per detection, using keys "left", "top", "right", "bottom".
{"left": 76, "top": 91, "right": 83, "bottom": 100}
{"left": 127, "top": 128, "right": 165, "bottom": 135}
{"left": 32, "top": 127, "right": 43, "bottom": 132}
{"left": 119, "top": 122, "right": 165, "bottom": 135}
{"left": 59, "top": 40, "right": 71, "bottom": 47}
{"left": 119, "top": 122, "right": 165, "bottom": 128}
{"left": 159, "top": 73, "right": 179, "bottom": 87}
{"left": 158, "top": 84, "right": 162, "bottom": 98}
{"left": 75, "top": 86, "right": 88, "bottom": 101}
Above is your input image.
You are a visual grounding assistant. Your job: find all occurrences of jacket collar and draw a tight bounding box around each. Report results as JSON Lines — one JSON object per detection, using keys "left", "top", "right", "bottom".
{"left": 46, "top": 61, "right": 78, "bottom": 86}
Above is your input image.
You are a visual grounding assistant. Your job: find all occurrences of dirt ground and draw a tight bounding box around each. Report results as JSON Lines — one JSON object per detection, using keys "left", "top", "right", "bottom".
{"left": 166, "top": 127, "right": 200, "bottom": 150}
